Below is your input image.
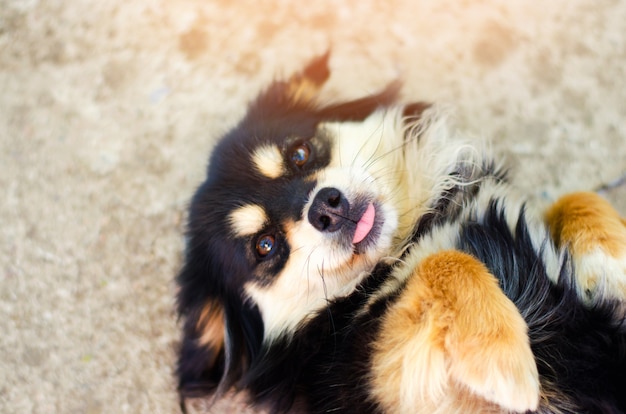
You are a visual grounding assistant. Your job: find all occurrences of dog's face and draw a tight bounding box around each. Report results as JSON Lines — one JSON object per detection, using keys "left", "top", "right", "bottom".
{"left": 177, "top": 55, "right": 433, "bottom": 393}
{"left": 234, "top": 109, "right": 409, "bottom": 339}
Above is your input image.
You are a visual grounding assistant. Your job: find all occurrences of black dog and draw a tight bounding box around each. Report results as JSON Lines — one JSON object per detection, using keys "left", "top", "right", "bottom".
{"left": 176, "top": 54, "right": 626, "bottom": 413}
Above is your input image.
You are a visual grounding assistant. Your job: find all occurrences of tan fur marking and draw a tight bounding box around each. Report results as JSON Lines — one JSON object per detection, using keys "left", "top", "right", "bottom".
{"left": 546, "top": 192, "right": 626, "bottom": 257}
{"left": 287, "top": 75, "right": 323, "bottom": 103}
{"left": 196, "top": 300, "right": 225, "bottom": 366}
{"left": 285, "top": 59, "right": 329, "bottom": 104}
{"left": 229, "top": 204, "right": 268, "bottom": 237}
{"left": 252, "top": 145, "right": 285, "bottom": 179}
{"left": 371, "top": 251, "right": 538, "bottom": 413}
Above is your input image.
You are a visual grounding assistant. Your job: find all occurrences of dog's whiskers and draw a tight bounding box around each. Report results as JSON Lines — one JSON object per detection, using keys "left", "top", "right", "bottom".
{"left": 302, "top": 243, "right": 327, "bottom": 303}
{"left": 348, "top": 117, "right": 387, "bottom": 170}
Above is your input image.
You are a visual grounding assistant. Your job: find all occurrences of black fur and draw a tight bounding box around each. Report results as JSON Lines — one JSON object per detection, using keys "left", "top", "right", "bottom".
{"left": 458, "top": 201, "right": 626, "bottom": 413}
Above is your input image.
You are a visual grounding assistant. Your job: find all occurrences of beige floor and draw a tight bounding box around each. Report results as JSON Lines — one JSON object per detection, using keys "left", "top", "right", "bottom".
{"left": 2, "top": 1, "right": 625, "bottom": 413}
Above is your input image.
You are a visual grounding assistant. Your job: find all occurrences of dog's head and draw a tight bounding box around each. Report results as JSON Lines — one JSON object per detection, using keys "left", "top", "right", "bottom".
{"left": 177, "top": 53, "right": 433, "bottom": 398}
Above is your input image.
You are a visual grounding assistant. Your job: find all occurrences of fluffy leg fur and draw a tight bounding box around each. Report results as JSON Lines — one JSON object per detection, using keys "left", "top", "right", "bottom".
{"left": 370, "top": 250, "right": 539, "bottom": 413}
{"left": 546, "top": 192, "right": 626, "bottom": 306}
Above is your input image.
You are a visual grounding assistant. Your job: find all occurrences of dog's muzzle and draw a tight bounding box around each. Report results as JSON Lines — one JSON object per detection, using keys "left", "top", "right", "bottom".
{"left": 308, "top": 187, "right": 377, "bottom": 248}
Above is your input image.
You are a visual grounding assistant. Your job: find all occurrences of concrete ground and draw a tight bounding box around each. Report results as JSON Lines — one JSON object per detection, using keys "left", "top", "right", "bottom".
{"left": 1, "top": 1, "right": 625, "bottom": 413}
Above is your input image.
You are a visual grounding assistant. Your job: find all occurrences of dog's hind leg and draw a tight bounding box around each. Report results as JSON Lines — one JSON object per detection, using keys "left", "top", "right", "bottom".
{"left": 546, "top": 191, "right": 626, "bottom": 306}
{"left": 370, "top": 250, "right": 539, "bottom": 413}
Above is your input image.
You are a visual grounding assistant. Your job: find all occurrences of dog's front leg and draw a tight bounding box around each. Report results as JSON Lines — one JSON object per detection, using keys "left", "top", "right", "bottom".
{"left": 370, "top": 250, "right": 539, "bottom": 413}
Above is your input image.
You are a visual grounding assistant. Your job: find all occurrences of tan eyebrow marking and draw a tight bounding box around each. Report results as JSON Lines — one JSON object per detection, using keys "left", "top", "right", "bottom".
{"left": 229, "top": 204, "right": 268, "bottom": 237}
{"left": 252, "top": 145, "right": 285, "bottom": 179}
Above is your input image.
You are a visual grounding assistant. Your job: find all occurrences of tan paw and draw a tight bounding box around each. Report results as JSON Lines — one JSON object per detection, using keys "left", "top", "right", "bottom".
{"left": 447, "top": 321, "right": 540, "bottom": 412}
{"left": 371, "top": 251, "right": 539, "bottom": 413}
{"left": 546, "top": 192, "right": 626, "bottom": 305}
{"left": 443, "top": 254, "right": 539, "bottom": 411}
{"left": 574, "top": 248, "right": 626, "bottom": 306}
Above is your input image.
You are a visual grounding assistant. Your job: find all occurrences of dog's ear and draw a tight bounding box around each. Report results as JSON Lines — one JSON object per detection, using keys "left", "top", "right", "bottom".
{"left": 195, "top": 299, "right": 226, "bottom": 366}
{"left": 177, "top": 292, "right": 264, "bottom": 401}
{"left": 250, "top": 52, "right": 331, "bottom": 115}
{"left": 251, "top": 52, "right": 403, "bottom": 122}
{"left": 285, "top": 51, "right": 331, "bottom": 105}
{"left": 402, "top": 101, "right": 431, "bottom": 120}
{"left": 317, "top": 80, "right": 402, "bottom": 122}
{"left": 285, "top": 52, "right": 404, "bottom": 121}
{"left": 177, "top": 298, "right": 226, "bottom": 398}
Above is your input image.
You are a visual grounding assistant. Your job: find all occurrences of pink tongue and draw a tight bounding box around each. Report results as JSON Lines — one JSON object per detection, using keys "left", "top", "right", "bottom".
{"left": 353, "top": 203, "right": 375, "bottom": 244}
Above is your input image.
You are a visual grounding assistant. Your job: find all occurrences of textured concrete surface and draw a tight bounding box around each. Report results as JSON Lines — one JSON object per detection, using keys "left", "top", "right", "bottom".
{"left": 1, "top": 1, "right": 625, "bottom": 413}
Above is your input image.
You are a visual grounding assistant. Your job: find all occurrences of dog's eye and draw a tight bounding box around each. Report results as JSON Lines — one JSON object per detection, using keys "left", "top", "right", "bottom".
{"left": 290, "top": 143, "right": 311, "bottom": 167}
{"left": 256, "top": 234, "right": 276, "bottom": 258}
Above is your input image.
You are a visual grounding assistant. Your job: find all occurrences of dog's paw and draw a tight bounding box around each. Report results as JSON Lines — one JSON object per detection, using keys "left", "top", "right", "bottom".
{"left": 546, "top": 192, "right": 626, "bottom": 306}
{"left": 441, "top": 254, "right": 539, "bottom": 413}
{"left": 574, "top": 248, "right": 626, "bottom": 305}
{"left": 371, "top": 250, "right": 539, "bottom": 413}
{"left": 447, "top": 321, "right": 539, "bottom": 412}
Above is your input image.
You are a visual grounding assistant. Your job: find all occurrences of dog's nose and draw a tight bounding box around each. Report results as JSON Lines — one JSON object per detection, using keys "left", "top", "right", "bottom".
{"left": 308, "top": 187, "right": 350, "bottom": 232}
